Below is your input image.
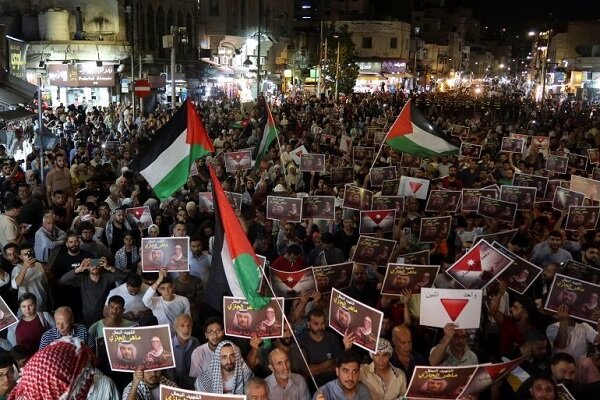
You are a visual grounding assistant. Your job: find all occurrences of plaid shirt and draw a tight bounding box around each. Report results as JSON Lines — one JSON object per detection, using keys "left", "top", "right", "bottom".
{"left": 39, "top": 324, "right": 95, "bottom": 350}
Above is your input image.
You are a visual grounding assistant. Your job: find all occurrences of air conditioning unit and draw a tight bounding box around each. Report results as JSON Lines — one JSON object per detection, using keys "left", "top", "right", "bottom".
{"left": 176, "top": 64, "right": 183, "bottom": 73}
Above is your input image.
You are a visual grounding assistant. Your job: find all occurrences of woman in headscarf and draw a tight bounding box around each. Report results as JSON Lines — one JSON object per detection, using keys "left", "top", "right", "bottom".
{"left": 285, "top": 164, "right": 306, "bottom": 192}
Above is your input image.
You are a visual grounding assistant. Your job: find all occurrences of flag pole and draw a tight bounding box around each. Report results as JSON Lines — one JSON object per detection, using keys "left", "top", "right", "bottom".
{"left": 368, "top": 99, "right": 412, "bottom": 174}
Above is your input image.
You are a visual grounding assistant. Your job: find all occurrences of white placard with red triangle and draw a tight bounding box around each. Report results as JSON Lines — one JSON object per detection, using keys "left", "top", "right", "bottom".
{"left": 398, "top": 176, "right": 430, "bottom": 200}
{"left": 420, "top": 288, "right": 482, "bottom": 329}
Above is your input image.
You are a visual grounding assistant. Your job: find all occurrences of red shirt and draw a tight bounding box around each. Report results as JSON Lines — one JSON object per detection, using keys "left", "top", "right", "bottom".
{"left": 499, "top": 317, "right": 525, "bottom": 355}
{"left": 16, "top": 316, "right": 47, "bottom": 354}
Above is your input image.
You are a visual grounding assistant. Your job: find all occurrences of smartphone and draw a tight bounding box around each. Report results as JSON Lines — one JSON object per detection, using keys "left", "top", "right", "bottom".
{"left": 89, "top": 258, "right": 102, "bottom": 267}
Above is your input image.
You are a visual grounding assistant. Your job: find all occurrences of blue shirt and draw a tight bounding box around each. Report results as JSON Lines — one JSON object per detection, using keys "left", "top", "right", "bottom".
{"left": 39, "top": 324, "right": 94, "bottom": 350}
{"left": 164, "top": 335, "right": 200, "bottom": 389}
{"left": 313, "top": 379, "right": 371, "bottom": 400}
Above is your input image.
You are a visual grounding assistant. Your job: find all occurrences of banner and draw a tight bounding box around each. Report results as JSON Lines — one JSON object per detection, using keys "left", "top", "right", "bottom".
{"left": 141, "top": 237, "right": 190, "bottom": 272}
{"left": 223, "top": 297, "right": 284, "bottom": 339}
{"left": 381, "top": 264, "right": 439, "bottom": 295}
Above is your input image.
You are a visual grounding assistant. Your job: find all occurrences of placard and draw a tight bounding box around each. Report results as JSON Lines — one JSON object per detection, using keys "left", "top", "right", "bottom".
{"left": 301, "top": 196, "right": 335, "bottom": 220}
{"left": 0, "top": 296, "right": 18, "bottom": 332}
{"left": 553, "top": 187, "right": 585, "bottom": 211}
{"left": 545, "top": 155, "right": 568, "bottom": 174}
{"left": 381, "top": 264, "right": 440, "bottom": 295}
{"left": 400, "top": 153, "right": 422, "bottom": 169}
{"left": 329, "top": 288, "right": 383, "bottom": 353}
{"left": 567, "top": 153, "right": 588, "bottom": 171}
{"left": 223, "top": 297, "right": 284, "bottom": 339}
{"left": 343, "top": 185, "right": 373, "bottom": 211}
{"left": 224, "top": 150, "right": 252, "bottom": 172}
{"left": 382, "top": 179, "right": 400, "bottom": 196}
{"left": 266, "top": 196, "right": 302, "bottom": 222}
{"left": 359, "top": 210, "right": 396, "bottom": 234}
{"left": 492, "top": 242, "right": 543, "bottom": 295}
{"left": 330, "top": 167, "right": 354, "bottom": 185}
{"left": 460, "top": 357, "right": 527, "bottom": 398}
{"left": 369, "top": 166, "right": 397, "bottom": 187}
{"left": 406, "top": 365, "right": 478, "bottom": 400}
{"left": 593, "top": 167, "right": 600, "bottom": 181}
{"left": 460, "top": 142, "right": 482, "bottom": 158}
{"left": 477, "top": 197, "right": 517, "bottom": 224}
{"left": 499, "top": 185, "right": 536, "bottom": 211}
{"left": 198, "top": 192, "right": 214, "bottom": 213}
{"left": 512, "top": 173, "right": 548, "bottom": 199}
{"left": 339, "top": 135, "right": 353, "bottom": 152}
{"left": 299, "top": 153, "right": 326, "bottom": 173}
{"left": 419, "top": 288, "right": 483, "bottom": 329}
{"left": 532, "top": 136, "right": 550, "bottom": 156}
{"left": 126, "top": 206, "right": 153, "bottom": 230}
{"left": 544, "top": 274, "right": 600, "bottom": 324}
{"left": 313, "top": 262, "right": 354, "bottom": 293}
{"left": 450, "top": 124, "right": 470, "bottom": 139}
{"left": 501, "top": 137, "right": 525, "bottom": 153}
{"left": 290, "top": 145, "right": 309, "bottom": 165}
{"left": 570, "top": 175, "right": 600, "bottom": 202}
{"left": 462, "top": 188, "right": 497, "bottom": 212}
{"left": 425, "top": 190, "right": 461, "bottom": 213}
{"left": 562, "top": 260, "right": 600, "bottom": 285}
{"left": 141, "top": 237, "right": 190, "bottom": 272}
{"left": 398, "top": 176, "right": 430, "bottom": 200}
{"left": 160, "top": 385, "right": 246, "bottom": 400}
{"left": 397, "top": 250, "right": 430, "bottom": 265}
{"left": 270, "top": 267, "right": 316, "bottom": 299}
{"left": 544, "top": 179, "right": 566, "bottom": 201}
{"left": 418, "top": 216, "right": 452, "bottom": 243}
{"left": 473, "top": 229, "right": 518, "bottom": 248}
{"left": 565, "top": 206, "right": 600, "bottom": 231}
{"left": 104, "top": 325, "right": 174, "bottom": 372}
{"left": 351, "top": 236, "right": 396, "bottom": 266}
{"left": 588, "top": 149, "right": 600, "bottom": 165}
{"left": 372, "top": 196, "right": 404, "bottom": 216}
{"left": 224, "top": 191, "right": 242, "bottom": 211}
{"left": 352, "top": 147, "right": 375, "bottom": 164}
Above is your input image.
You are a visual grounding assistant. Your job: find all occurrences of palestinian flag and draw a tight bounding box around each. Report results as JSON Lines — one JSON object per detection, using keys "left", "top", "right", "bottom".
{"left": 254, "top": 101, "right": 279, "bottom": 170}
{"left": 385, "top": 99, "right": 459, "bottom": 157}
{"left": 132, "top": 99, "right": 214, "bottom": 200}
{"left": 204, "top": 166, "right": 270, "bottom": 311}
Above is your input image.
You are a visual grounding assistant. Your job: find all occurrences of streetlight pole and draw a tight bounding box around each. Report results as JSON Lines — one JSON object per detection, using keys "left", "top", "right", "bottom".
{"left": 334, "top": 36, "right": 340, "bottom": 101}
{"left": 170, "top": 26, "right": 176, "bottom": 110}
{"left": 256, "top": 0, "right": 262, "bottom": 100}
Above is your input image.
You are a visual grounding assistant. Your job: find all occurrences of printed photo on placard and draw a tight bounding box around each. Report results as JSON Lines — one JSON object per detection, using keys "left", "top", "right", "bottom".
{"left": 339, "top": 135, "right": 353, "bottom": 152}
{"left": 588, "top": 149, "right": 600, "bottom": 165}
{"left": 104, "top": 325, "right": 174, "bottom": 372}
{"left": 270, "top": 267, "right": 316, "bottom": 299}
{"left": 160, "top": 385, "right": 247, "bottom": 400}
{"left": 290, "top": 145, "right": 308, "bottom": 165}
{"left": 329, "top": 288, "right": 383, "bottom": 353}
{"left": 420, "top": 288, "right": 483, "bottom": 329}
{"left": 532, "top": 136, "right": 550, "bottom": 156}
{"left": 501, "top": 137, "right": 525, "bottom": 153}
{"left": 359, "top": 210, "right": 396, "bottom": 234}
{"left": 301, "top": 196, "right": 336, "bottom": 220}
{"left": 545, "top": 179, "right": 565, "bottom": 201}
{"left": 553, "top": 187, "right": 585, "bottom": 211}
{"left": 343, "top": 185, "right": 373, "bottom": 211}
{"left": 492, "top": 242, "right": 543, "bottom": 295}
{"left": 473, "top": 229, "right": 518, "bottom": 248}
{"left": 381, "top": 264, "right": 440, "bottom": 295}
{"left": 352, "top": 147, "right": 375, "bottom": 164}
{"left": 398, "top": 176, "right": 430, "bottom": 200}
{"left": 406, "top": 365, "right": 478, "bottom": 400}
{"left": 198, "top": 192, "right": 214, "bottom": 213}
{"left": 400, "top": 153, "right": 422, "bottom": 169}
{"left": 570, "top": 175, "right": 600, "bottom": 202}
{"left": 545, "top": 155, "right": 569, "bottom": 174}
{"left": 462, "top": 189, "right": 497, "bottom": 212}
{"left": 330, "top": 167, "right": 354, "bottom": 185}
{"left": 509, "top": 133, "right": 529, "bottom": 141}
{"left": 0, "top": 296, "right": 17, "bottom": 332}
{"left": 593, "top": 167, "right": 600, "bottom": 181}
{"left": 223, "top": 297, "right": 284, "bottom": 339}
{"left": 450, "top": 124, "right": 470, "bottom": 139}
{"left": 397, "top": 250, "right": 431, "bottom": 265}
{"left": 224, "top": 191, "right": 242, "bottom": 211}
{"left": 141, "top": 237, "right": 190, "bottom": 272}
{"left": 460, "top": 357, "right": 527, "bottom": 399}
{"left": 425, "top": 190, "right": 462, "bottom": 213}
{"left": 299, "top": 153, "right": 326, "bottom": 173}
{"left": 374, "top": 131, "right": 387, "bottom": 146}
{"left": 224, "top": 150, "right": 252, "bottom": 172}
{"left": 382, "top": 179, "right": 400, "bottom": 196}
{"left": 562, "top": 260, "right": 600, "bottom": 285}
{"left": 544, "top": 274, "right": 600, "bottom": 324}
{"left": 566, "top": 206, "right": 600, "bottom": 231}
{"left": 369, "top": 167, "right": 397, "bottom": 187}
{"left": 266, "top": 196, "right": 302, "bottom": 223}
{"left": 419, "top": 216, "right": 452, "bottom": 243}
{"left": 556, "top": 384, "right": 577, "bottom": 400}
{"left": 126, "top": 206, "right": 153, "bottom": 230}
{"left": 477, "top": 197, "right": 517, "bottom": 224}
{"left": 320, "top": 133, "right": 337, "bottom": 146}
{"left": 513, "top": 173, "right": 548, "bottom": 199}
{"left": 460, "top": 142, "right": 482, "bottom": 159}
{"left": 499, "top": 186, "right": 536, "bottom": 211}
{"left": 372, "top": 196, "right": 404, "bottom": 216}
{"left": 567, "top": 153, "right": 588, "bottom": 171}
{"left": 313, "top": 262, "right": 354, "bottom": 293}
{"left": 446, "top": 240, "right": 513, "bottom": 290}
{"left": 351, "top": 236, "right": 396, "bottom": 267}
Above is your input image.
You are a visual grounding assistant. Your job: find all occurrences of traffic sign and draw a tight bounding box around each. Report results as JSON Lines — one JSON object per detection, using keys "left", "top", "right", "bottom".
{"left": 134, "top": 79, "right": 151, "bottom": 98}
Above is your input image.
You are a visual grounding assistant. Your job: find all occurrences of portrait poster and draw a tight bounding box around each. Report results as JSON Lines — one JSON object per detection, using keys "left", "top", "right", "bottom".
{"left": 398, "top": 176, "right": 430, "bottom": 200}
{"left": 381, "top": 264, "right": 440, "bottom": 295}
{"left": 359, "top": 210, "right": 396, "bottom": 234}
{"left": 544, "top": 274, "right": 600, "bottom": 324}
{"left": 499, "top": 185, "right": 537, "bottom": 211}
{"left": 561, "top": 260, "right": 600, "bottom": 285}
{"left": 104, "top": 325, "right": 174, "bottom": 372}
{"left": 160, "top": 385, "right": 246, "bottom": 400}
{"left": 352, "top": 147, "right": 375, "bottom": 164}
{"left": 0, "top": 296, "right": 17, "bottom": 332}
{"left": 330, "top": 167, "right": 354, "bottom": 185}
{"left": 320, "top": 133, "right": 337, "bottom": 146}
{"left": 545, "top": 155, "right": 568, "bottom": 174}
{"left": 299, "top": 153, "right": 326, "bottom": 173}
{"left": 313, "top": 262, "right": 354, "bottom": 293}
{"left": 492, "top": 242, "right": 543, "bottom": 295}
{"left": 460, "top": 142, "right": 483, "bottom": 159}
{"left": 565, "top": 206, "right": 600, "bottom": 231}
{"left": 224, "top": 191, "right": 242, "bottom": 211}
{"left": 126, "top": 206, "right": 153, "bottom": 230}
{"left": 301, "top": 196, "right": 336, "bottom": 220}
{"left": 290, "top": 145, "right": 309, "bottom": 165}
{"left": 462, "top": 188, "right": 497, "bottom": 212}
{"left": 369, "top": 166, "right": 397, "bottom": 187}
{"left": 545, "top": 179, "right": 566, "bottom": 201}
{"left": 532, "top": 136, "right": 550, "bottom": 156}
{"left": 570, "top": 175, "right": 600, "bottom": 202}
{"left": 450, "top": 124, "right": 470, "bottom": 139}
{"left": 339, "top": 135, "right": 353, "bottom": 152}
{"left": 512, "top": 173, "right": 548, "bottom": 199}
{"left": 266, "top": 196, "right": 302, "bottom": 223}
{"left": 198, "top": 192, "right": 214, "bottom": 213}
{"left": 397, "top": 250, "right": 430, "bottom": 265}
{"left": 372, "top": 196, "right": 404, "bottom": 216}
{"left": 509, "top": 133, "right": 529, "bottom": 141}
{"left": 351, "top": 236, "right": 396, "bottom": 267}
{"left": 141, "top": 237, "right": 190, "bottom": 272}
{"left": 473, "top": 229, "right": 518, "bottom": 248}
{"left": 329, "top": 288, "right": 383, "bottom": 353}
{"left": 223, "top": 297, "right": 284, "bottom": 339}
{"left": 460, "top": 357, "right": 527, "bottom": 398}
{"left": 556, "top": 384, "right": 576, "bottom": 400}
{"left": 418, "top": 216, "right": 452, "bottom": 243}
{"left": 553, "top": 187, "right": 585, "bottom": 212}
{"left": 593, "top": 167, "right": 600, "bottom": 181}
{"left": 419, "top": 288, "right": 483, "bottom": 329}
{"left": 405, "top": 365, "right": 478, "bottom": 400}
{"left": 224, "top": 150, "right": 252, "bottom": 172}
{"left": 477, "top": 197, "right": 517, "bottom": 224}
{"left": 382, "top": 179, "right": 400, "bottom": 196}
{"left": 343, "top": 185, "right": 373, "bottom": 211}
{"left": 446, "top": 240, "right": 513, "bottom": 290}
{"left": 567, "top": 153, "right": 588, "bottom": 171}
{"left": 588, "top": 149, "right": 600, "bottom": 165}
{"left": 400, "top": 153, "right": 422, "bottom": 169}
{"left": 374, "top": 131, "right": 387, "bottom": 146}
{"left": 501, "top": 137, "right": 525, "bottom": 154}
{"left": 270, "top": 267, "right": 316, "bottom": 299}
{"left": 425, "top": 190, "right": 462, "bottom": 213}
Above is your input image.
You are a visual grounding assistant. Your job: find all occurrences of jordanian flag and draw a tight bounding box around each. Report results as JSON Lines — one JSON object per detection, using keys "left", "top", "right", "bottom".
{"left": 205, "top": 165, "right": 270, "bottom": 311}
{"left": 385, "top": 99, "right": 459, "bottom": 157}
{"left": 132, "top": 99, "right": 214, "bottom": 200}
{"left": 253, "top": 101, "right": 279, "bottom": 170}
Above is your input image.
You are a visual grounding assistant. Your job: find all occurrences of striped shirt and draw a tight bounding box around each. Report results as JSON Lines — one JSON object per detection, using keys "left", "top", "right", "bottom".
{"left": 39, "top": 324, "right": 94, "bottom": 350}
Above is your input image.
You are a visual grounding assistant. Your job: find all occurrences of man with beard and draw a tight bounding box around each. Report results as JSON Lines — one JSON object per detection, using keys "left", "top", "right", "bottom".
{"left": 195, "top": 341, "right": 254, "bottom": 394}
{"left": 163, "top": 314, "right": 199, "bottom": 389}
{"left": 429, "top": 323, "right": 478, "bottom": 366}
{"left": 530, "top": 231, "right": 573, "bottom": 268}
{"left": 574, "top": 242, "right": 600, "bottom": 270}
{"left": 516, "top": 353, "right": 578, "bottom": 399}
{"left": 313, "top": 351, "right": 371, "bottom": 400}
{"left": 122, "top": 369, "right": 177, "bottom": 400}
{"left": 78, "top": 221, "right": 113, "bottom": 262}
{"left": 265, "top": 348, "right": 310, "bottom": 400}
{"left": 441, "top": 165, "right": 463, "bottom": 190}
{"left": 189, "top": 317, "right": 240, "bottom": 379}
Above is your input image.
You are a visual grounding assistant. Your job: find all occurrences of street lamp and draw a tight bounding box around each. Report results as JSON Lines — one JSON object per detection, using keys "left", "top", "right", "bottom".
{"left": 165, "top": 26, "right": 187, "bottom": 110}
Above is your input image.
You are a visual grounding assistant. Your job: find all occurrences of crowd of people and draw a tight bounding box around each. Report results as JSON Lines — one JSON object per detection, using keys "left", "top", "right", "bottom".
{"left": 0, "top": 86, "right": 597, "bottom": 400}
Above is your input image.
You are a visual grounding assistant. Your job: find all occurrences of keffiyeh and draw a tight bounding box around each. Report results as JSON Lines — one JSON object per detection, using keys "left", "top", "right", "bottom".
{"left": 196, "top": 340, "right": 253, "bottom": 394}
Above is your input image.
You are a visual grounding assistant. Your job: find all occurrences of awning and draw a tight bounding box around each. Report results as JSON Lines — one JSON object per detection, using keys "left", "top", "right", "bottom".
{"left": 0, "top": 107, "right": 36, "bottom": 122}
{"left": 384, "top": 72, "right": 413, "bottom": 78}
{"left": 0, "top": 74, "right": 37, "bottom": 109}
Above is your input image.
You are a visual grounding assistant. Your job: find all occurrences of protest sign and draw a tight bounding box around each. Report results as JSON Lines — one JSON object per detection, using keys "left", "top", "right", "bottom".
{"left": 359, "top": 210, "right": 396, "bottom": 234}
{"left": 104, "top": 325, "right": 174, "bottom": 372}
{"left": 419, "top": 216, "right": 452, "bottom": 243}
{"left": 406, "top": 365, "right": 478, "bottom": 400}
{"left": 266, "top": 196, "right": 302, "bottom": 223}
{"left": 343, "top": 185, "right": 373, "bottom": 211}
{"left": 270, "top": 267, "right": 316, "bottom": 299}
{"left": 141, "top": 237, "right": 189, "bottom": 272}
{"left": 224, "top": 150, "right": 252, "bottom": 172}
{"left": 313, "top": 262, "right": 354, "bottom": 293}
{"left": 425, "top": 190, "right": 462, "bottom": 213}
{"left": 301, "top": 196, "right": 336, "bottom": 220}
{"left": 545, "top": 274, "right": 600, "bottom": 324}
{"left": 351, "top": 236, "right": 396, "bottom": 266}
{"left": 420, "top": 288, "right": 483, "bottom": 329}
{"left": 223, "top": 297, "right": 284, "bottom": 339}
{"left": 492, "top": 242, "right": 543, "bottom": 295}
{"left": 126, "top": 206, "right": 153, "bottom": 230}
{"left": 381, "top": 264, "right": 440, "bottom": 295}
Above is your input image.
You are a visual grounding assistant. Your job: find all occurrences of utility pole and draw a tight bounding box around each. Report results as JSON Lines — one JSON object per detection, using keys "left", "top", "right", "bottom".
{"left": 334, "top": 37, "right": 340, "bottom": 101}
{"left": 256, "top": 0, "right": 262, "bottom": 100}
{"left": 170, "top": 26, "right": 176, "bottom": 110}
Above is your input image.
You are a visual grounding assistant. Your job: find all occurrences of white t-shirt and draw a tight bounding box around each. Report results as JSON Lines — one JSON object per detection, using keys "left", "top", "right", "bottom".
{"left": 105, "top": 283, "right": 150, "bottom": 316}
{"left": 142, "top": 288, "right": 191, "bottom": 328}
{"left": 546, "top": 322, "right": 598, "bottom": 360}
{"left": 11, "top": 263, "right": 48, "bottom": 311}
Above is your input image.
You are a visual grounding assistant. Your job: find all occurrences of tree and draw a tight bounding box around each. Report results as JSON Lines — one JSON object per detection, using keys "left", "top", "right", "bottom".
{"left": 321, "top": 24, "right": 359, "bottom": 97}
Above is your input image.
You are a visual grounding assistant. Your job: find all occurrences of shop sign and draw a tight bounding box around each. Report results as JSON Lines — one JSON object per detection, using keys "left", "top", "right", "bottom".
{"left": 48, "top": 64, "right": 115, "bottom": 87}
{"left": 8, "top": 37, "right": 28, "bottom": 80}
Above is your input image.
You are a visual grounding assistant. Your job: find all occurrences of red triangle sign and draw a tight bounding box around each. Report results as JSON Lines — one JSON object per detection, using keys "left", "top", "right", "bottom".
{"left": 440, "top": 298, "right": 469, "bottom": 321}
{"left": 409, "top": 182, "right": 423, "bottom": 193}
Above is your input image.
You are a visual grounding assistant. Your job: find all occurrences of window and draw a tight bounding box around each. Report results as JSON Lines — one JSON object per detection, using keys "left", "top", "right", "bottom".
{"left": 209, "top": 0, "right": 219, "bottom": 17}
{"left": 362, "top": 37, "right": 372, "bottom": 49}
{"left": 390, "top": 37, "right": 398, "bottom": 49}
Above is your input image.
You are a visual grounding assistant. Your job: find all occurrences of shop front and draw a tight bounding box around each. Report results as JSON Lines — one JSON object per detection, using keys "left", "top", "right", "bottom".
{"left": 46, "top": 63, "right": 115, "bottom": 107}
